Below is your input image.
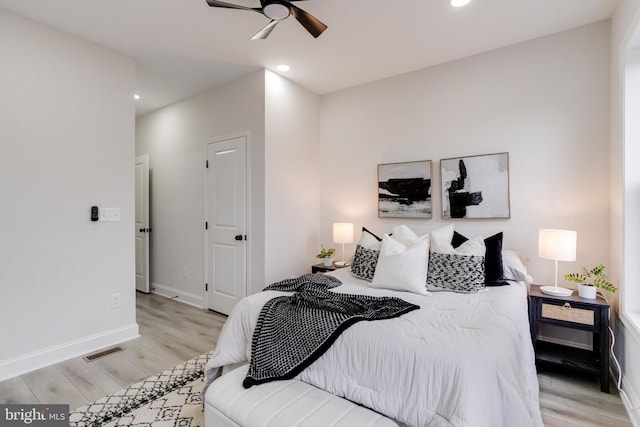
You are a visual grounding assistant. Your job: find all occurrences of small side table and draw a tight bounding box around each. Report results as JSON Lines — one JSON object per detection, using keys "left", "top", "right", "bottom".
{"left": 311, "top": 263, "right": 349, "bottom": 274}
{"left": 529, "top": 285, "right": 610, "bottom": 392}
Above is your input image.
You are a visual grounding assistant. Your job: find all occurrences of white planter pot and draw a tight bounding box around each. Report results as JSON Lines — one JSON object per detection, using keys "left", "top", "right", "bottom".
{"left": 579, "top": 284, "right": 597, "bottom": 299}
{"left": 323, "top": 258, "right": 333, "bottom": 267}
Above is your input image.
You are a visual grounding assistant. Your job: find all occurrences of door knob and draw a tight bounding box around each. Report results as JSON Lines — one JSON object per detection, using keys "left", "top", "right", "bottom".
{"left": 139, "top": 228, "right": 145, "bottom": 233}
{"left": 234, "top": 235, "right": 243, "bottom": 241}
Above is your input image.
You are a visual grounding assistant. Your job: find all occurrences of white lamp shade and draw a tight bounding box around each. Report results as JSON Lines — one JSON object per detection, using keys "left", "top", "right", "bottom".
{"left": 538, "top": 229, "right": 577, "bottom": 262}
{"left": 333, "top": 223, "right": 354, "bottom": 244}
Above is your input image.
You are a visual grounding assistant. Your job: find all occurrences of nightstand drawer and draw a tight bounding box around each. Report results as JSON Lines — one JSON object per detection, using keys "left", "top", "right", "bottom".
{"left": 541, "top": 302, "right": 594, "bottom": 326}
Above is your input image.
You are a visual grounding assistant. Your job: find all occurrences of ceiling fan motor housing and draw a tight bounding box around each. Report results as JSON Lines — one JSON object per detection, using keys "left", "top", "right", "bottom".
{"left": 205, "top": 0, "right": 326, "bottom": 39}
{"left": 262, "top": 0, "right": 291, "bottom": 20}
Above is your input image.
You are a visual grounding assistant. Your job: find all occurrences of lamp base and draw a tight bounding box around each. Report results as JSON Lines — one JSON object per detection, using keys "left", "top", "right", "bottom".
{"left": 540, "top": 285, "right": 573, "bottom": 297}
{"left": 335, "top": 261, "right": 351, "bottom": 267}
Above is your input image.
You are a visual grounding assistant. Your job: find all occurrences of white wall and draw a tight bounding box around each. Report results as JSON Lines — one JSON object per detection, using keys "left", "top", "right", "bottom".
{"left": 135, "top": 70, "right": 322, "bottom": 298}
{"left": 623, "top": 47, "right": 640, "bottom": 318}
{"left": 612, "top": 0, "right": 640, "bottom": 423}
{"left": 264, "top": 71, "right": 321, "bottom": 284}
{"left": 319, "top": 22, "right": 611, "bottom": 289}
{"left": 135, "top": 71, "right": 266, "bottom": 303}
{"left": 0, "top": 9, "right": 138, "bottom": 380}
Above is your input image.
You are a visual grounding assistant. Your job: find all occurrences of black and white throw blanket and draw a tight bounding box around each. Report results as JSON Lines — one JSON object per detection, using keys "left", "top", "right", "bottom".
{"left": 242, "top": 274, "right": 419, "bottom": 388}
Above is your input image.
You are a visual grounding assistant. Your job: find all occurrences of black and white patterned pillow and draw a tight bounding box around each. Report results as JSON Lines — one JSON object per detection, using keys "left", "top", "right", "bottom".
{"left": 452, "top": 231, "right": 508, "bottom": 286}
{"left": 427, "top": 253, "right": 485, "bottom": 293}
{"left": 349, "top": 227, "right": 383, "bottom": 282}
{"left": 351, "top": 244, "right": 380, "bottom": 281}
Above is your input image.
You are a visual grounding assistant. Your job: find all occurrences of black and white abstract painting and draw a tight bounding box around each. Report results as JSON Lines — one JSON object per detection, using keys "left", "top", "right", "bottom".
{"left": 441, "top": 153, "right": 510, "bottom": 219}
{"left": 378, "top": 161, "right": 431, "bottom": 218}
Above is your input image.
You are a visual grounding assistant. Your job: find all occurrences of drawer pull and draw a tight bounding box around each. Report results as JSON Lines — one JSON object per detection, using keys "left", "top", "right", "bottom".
{"left": 541, "top": 303, "right": 594, "bottom": 325}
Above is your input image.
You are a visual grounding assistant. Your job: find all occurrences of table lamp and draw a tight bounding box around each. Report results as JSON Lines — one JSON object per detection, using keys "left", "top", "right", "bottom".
{"left": 538, "top": 229, "right": 577, "bottom": 297}
{"left": 333, "top": 223, "right": 354, "bottom": 266}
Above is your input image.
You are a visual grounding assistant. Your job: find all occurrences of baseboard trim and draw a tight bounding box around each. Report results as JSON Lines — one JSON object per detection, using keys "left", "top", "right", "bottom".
{"left": 0, "top": 323, "right": 139, "bottom": 382}
{"left": 622, "top": 375, "right": 640, "bottom": 427}
{"left": 150, "top": 283, "right": 204, "bottom": 309}
{"left": 615, "top": 316, "right": 640, "bottom": 426}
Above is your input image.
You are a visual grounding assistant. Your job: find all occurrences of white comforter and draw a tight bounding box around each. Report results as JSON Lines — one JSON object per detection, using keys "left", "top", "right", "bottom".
{"left": 204, "top": 268, "right": 543, "bottom": 427}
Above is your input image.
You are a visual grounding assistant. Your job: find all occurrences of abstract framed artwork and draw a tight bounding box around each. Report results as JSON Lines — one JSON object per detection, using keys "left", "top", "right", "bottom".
{"left": 378, "top": 160, "right": 432, "bottom": 218}
{"left": 440, "top": 152, "right": 510, "bottom": 219}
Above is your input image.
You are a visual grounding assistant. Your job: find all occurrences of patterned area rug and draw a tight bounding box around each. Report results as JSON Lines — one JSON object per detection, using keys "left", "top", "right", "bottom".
{"left": 69, "top": 352, "right": 211, "bottom": 427}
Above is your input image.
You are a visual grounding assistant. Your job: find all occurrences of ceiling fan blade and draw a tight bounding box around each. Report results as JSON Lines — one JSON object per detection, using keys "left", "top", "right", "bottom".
{"left": 289, "top": 4, "right": 327, "bottom": 38}
{"left": 205, "top": 0, "right": 260, "bottom": 12}
{"left": 251, "top": 20, "right": 279, "bottom": 40}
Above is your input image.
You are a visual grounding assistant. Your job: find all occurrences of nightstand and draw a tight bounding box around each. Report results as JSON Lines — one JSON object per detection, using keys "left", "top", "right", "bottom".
{"left": 529, "top": 284, "right": 610, "bottom": 392}
{"left": 311, "top": 263, "right": 348, "bottom": 274}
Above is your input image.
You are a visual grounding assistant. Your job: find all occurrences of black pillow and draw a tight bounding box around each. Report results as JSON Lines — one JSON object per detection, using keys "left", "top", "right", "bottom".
{"left": 451, "top": 231, "right": 468, "bottom": 248}
{"left": 452, "top": 231, "right": 508, "bottom": 286}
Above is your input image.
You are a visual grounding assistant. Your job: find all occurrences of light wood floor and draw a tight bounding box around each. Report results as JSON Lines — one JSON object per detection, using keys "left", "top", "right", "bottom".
{"left": 0, "top": 292, "right": 633, "bottom": 426}
{"left": 0, "top": 292, "right": 226, "bottom": 409}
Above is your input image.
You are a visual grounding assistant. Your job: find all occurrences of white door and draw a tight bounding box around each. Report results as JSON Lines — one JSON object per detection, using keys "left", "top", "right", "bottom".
{"left": 135, "top": 154, "right": 150, "bottom": 293}
{"left": 206, "top": 136, "right": 247, "bottom": 314}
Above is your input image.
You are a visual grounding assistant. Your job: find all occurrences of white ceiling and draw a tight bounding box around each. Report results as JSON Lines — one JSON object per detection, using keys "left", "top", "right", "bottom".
{"left": 0, "top": 0, "right": 618, "bottom": 116}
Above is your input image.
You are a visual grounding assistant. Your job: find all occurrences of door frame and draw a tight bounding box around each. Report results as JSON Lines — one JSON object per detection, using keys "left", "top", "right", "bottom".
{"left": 203, "top": 131, "right": 251, "bottom": 311}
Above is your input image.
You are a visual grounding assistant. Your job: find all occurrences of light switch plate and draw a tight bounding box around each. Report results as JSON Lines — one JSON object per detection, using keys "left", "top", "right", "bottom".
{"left": 100, "top": 208, "right": 121, "bottom": 222}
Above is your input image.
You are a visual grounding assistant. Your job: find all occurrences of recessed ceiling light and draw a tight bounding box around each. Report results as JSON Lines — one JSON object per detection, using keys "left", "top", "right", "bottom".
{"left": 450, "top": 0, "right": 471, "bottom": 7}
{"left": 134, "top": 94, "right": 140, "bottom": 100}
{"left": 276, "top": 64, "right": 291, "bottom": 72}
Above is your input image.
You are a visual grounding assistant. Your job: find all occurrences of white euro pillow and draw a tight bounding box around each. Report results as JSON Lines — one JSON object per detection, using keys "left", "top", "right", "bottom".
{"left": 431, "top": 234, "right": 485, "bottom": 256}
{"left": 370, "top": 234, "right": 430, "bottom": 295}
{"left": 502, "top": 249, "right": 534, "bottom": 283}
{"left": 359, "top": 229, "right": 382, "bottom": 250}
{"left": 429, "top": 224, "right": 455, "bottom": 250}
{"left": 390, "top": 224, "right": 428, "bottom": 247}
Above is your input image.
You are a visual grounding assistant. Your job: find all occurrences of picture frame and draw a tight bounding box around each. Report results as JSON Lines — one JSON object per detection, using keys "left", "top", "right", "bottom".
{"left": 378, "top": 160, "right": 432, "bottom": 218}
{"left": 440, "top": 152, "right": 510, "bottom": 219}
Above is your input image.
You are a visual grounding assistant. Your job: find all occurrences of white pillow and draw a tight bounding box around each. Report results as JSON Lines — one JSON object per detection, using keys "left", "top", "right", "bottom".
{"left": 502, "top": 249, "right": 534, "bottom": 283}
{"left": 370, "top": 234, "right": 430, "bottom": 295}
{"left": 431, "top": 234, "right": 485, "bottom": 256}
{"left": 390, "top": 224, "right": 429, "bottom": 247}
{"left": 429, "top": 224, "right": 455, "bottom": 250}
{"left": 360, "top": 229, "right": 382, "bottom": 250}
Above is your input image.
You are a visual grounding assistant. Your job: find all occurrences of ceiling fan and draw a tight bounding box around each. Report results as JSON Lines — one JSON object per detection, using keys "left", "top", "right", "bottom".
{"left": 205, "top": 0, "right": 327, "bottom": 40}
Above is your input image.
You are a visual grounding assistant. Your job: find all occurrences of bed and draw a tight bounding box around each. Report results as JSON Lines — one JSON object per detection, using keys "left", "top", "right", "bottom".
{"left": 203, "top": 225, "right": 544, "bottom": 427}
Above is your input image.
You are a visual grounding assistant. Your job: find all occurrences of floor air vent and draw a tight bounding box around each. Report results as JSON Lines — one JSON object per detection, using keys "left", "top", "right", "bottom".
{"left": 84, "top": 346, "right": 123, "bottom": 361}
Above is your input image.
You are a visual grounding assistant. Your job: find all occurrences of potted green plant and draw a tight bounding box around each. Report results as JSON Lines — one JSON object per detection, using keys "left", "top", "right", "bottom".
{"left": 316, "top": 245, "right": 336, "bottom": 267}
{"left": 564, "top": 264, "right": 617, "bottom": 299}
